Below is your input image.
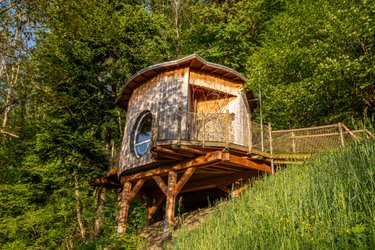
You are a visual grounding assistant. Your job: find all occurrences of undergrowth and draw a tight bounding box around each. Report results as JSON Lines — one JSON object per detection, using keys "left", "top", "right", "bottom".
{"left": 174, "top": 139, "right": 375, "bottom": 249}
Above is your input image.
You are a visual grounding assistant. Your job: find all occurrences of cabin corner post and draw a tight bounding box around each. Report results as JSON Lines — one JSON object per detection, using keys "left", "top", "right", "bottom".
{"left": 164, "top": 170, "right": 177, "bottom": 235}
{"left": 117, "top": 181, "right": 132, "bottom": 235}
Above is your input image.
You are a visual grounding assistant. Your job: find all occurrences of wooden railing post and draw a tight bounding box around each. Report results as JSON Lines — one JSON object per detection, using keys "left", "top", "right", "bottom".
{"left": 268, "top": 123, "right": 274, "bottom": 174}
{"left": 225, "top": 110, "right": 230, "bottom": 149}
{"left": 177, "top": 106, "right": 182, "bottom": 146}
{"left": 338, "top": 123, "right": 345, "bottom": 147}
{"left": 202, "top": 116, "right": 205, "bottom": 148}
{"left": 246, "top": 113, "right": 252, "bottom": 153}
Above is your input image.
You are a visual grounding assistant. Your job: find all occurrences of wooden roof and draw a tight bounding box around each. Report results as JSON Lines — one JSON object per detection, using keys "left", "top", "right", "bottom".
{"left": 116, "top": 54, "right": 248, "bottom": 110}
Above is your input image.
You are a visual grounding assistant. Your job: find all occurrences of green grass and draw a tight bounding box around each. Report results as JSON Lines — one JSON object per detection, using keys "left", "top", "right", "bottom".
{"left": 174, "top": 139, "right": 375, "bottom": 249}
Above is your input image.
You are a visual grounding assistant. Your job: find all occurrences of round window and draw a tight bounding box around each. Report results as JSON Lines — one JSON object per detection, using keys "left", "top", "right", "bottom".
{"left": 133, "top": 112, "right": 152, "bottom": 157}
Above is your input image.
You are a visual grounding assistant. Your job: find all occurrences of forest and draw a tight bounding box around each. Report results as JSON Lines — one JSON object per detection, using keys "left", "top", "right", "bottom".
{"left": 0, "top": 0, "right": 374, "bottom": 249}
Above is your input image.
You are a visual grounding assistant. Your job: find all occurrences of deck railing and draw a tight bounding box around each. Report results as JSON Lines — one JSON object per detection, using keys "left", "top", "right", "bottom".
{"left": 153, "top": 110, "right": 373, "bottom": 156}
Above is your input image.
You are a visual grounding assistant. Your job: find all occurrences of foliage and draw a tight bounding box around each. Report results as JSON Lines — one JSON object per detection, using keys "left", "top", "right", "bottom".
{"left": 246, "top": 0, "right": 375, "bottom": 129}
{"left": 174, "top": 139, "right": 375, "bottom": 249}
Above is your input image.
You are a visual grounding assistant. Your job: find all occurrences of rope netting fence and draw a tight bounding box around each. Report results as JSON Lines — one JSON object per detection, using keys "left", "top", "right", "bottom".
{"left": 272, "top": 124, "right": 344, "bottom": 154}
{"left": 250, "top": 122, "right": 373, "bottom": 155}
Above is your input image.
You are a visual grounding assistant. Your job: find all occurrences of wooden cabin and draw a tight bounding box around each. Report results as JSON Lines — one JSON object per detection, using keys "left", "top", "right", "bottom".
{"left": 114, "top": 55, "right": 273, "bottom": 234}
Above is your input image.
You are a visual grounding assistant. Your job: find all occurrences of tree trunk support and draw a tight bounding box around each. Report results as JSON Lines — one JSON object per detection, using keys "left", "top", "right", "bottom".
{"left": 164, "top": 171, "right": 177, "bottom": 234}
{"left": 117, "top": 179, "right": 145, "bottom": 234}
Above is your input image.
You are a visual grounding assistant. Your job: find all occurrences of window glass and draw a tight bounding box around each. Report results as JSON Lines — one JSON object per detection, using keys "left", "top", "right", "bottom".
{"left": 134, "top": 113, "right": 152, "bottom": 157}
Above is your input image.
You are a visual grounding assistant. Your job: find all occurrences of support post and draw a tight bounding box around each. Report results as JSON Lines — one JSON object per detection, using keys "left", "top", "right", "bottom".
{"left": 338, "top": 123, "right": 345, "bottom": 147}
{"left": 246, "top": 113, "right": 253, "bottom": 153}
{"left": 268, "top": 123, "right": 274, "bottom": 174}
{"left": 164, "top": 171, "right": 177, "bottom": 235}
{"left": 117, "top": 179, "right": 145, "bottom": 235}
{"left": 117, "top": 181, "right": 132, "bottom": 234}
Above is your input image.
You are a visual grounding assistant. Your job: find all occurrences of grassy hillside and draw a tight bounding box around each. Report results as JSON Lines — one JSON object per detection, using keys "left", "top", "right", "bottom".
{"left": 174, "top": 139, "right": 375, "bottom": 249}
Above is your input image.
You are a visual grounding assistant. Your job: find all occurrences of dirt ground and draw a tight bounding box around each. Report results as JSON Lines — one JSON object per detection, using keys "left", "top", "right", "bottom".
{"left": 138, "top": 207, "right": 214, "bottom": 249}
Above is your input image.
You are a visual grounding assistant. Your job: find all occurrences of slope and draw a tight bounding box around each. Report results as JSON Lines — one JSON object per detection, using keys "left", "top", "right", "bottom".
{"left": 174, "top": 139, "right": 375, "bottom": 249}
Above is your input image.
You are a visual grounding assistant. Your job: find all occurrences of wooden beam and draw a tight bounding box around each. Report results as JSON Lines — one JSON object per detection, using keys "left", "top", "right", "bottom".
{"left": 128, "top": 179, "right": 145, "bottom": 202}
{"left": 221, "top": 153, "right": 272, "bottom": 173}
{"left": 152, "top": 176, "right": 168, "bottom": 196}
{"left": 165, "top": 171, "right": 177, "bottom": 234}
{"left": 154, "top": 146, "right": 195, "bottom": 158}
{"left": 154, "top": 152, "right": 184, "bottom": 160}
{"left": 90, "top": 178, "right": 121, "bottom": 188}
{"left": 122, "top": 151, "right": 222, "bottom": 182}
{"left": 216, "top": 185, "right": 230, "bottom": 194}
{"left": 174, "top": 168, "right": 196, "bottom": 196}
{"left": 181, "top": 171, "right": 257, "bottom": 194}
{"left": 147, "top": 195, "right": 165, "bottom": 224}
{"left": 233, "top": 183, "right": 251, "bottom": 197}
{"left": 209, "top": 165, "right": 242, "bottom": 172}
{"left": 172, "top": 145, "right": 206, "bottom": 155}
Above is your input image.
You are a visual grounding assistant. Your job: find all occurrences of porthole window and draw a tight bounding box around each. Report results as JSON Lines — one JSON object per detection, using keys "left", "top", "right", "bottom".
{"left": 133, "top": 112, "right": 152, "bottom": 157}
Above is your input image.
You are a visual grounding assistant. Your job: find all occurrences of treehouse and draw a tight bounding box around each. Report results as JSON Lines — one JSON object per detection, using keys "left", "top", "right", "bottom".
{"left": 94, "top": 54, "right": 371, "bottom": 236}
{"left": 114, "top": 54, "right": 274, "bottom": 234}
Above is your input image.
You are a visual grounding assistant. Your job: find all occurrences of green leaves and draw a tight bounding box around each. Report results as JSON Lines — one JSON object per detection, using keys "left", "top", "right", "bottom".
{"left": 247, "top": 0, "right": 375, "bottom": 128}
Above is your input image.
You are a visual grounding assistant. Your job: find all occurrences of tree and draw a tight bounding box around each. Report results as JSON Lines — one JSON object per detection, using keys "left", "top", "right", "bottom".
{"left": 246, "top": 0, "right": 375, "bottom": 129}
{"left": 0, "top": 0, "right": 169, "bottom": 248}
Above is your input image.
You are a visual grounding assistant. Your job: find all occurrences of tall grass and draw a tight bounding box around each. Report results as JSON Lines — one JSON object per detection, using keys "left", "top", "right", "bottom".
{"left": 174, "top": 139, "right": 375, "bottom": 249}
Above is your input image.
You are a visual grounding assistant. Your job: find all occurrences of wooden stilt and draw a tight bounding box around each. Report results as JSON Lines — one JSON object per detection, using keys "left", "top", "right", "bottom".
{"left": 118, "top": 181, "right": 132, "bottom": 234}
{"left": 164, "top": 171, "right": 177, "bottom": 234}
{"left": 117, "top": 179, "right": 145, "bottom": 234}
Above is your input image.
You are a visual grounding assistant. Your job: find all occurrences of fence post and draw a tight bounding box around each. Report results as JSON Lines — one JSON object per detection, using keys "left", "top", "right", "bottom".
{"left": 246, "top": 113, "right": 252, "bottom": 153}
{"left": 338, "top": 123, "right": 345, "bottom": 147}
{"left": 268, "top": 123, "right": 274, "bottom": 174}
{"left": 225, "top": 110, "right": 230, "bottom": 149}
{"left": 291, "top": 132, "right": 296, "bottom": 153}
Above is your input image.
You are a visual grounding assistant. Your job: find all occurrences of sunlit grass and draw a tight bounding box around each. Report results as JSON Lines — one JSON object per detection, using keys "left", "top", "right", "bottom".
{"left": 174, "top": 139, "right": 375, "bottom": 249}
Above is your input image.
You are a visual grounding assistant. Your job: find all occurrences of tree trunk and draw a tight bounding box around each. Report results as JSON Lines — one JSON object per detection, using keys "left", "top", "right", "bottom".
{"left": 2, "top": 62, "right": 20, "bottom": 128}
{"left": 73, "top": 169, "right": 86, "bottom": 240}
{"left": 94, "top": 187, "right": 106, "bottom": 239}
